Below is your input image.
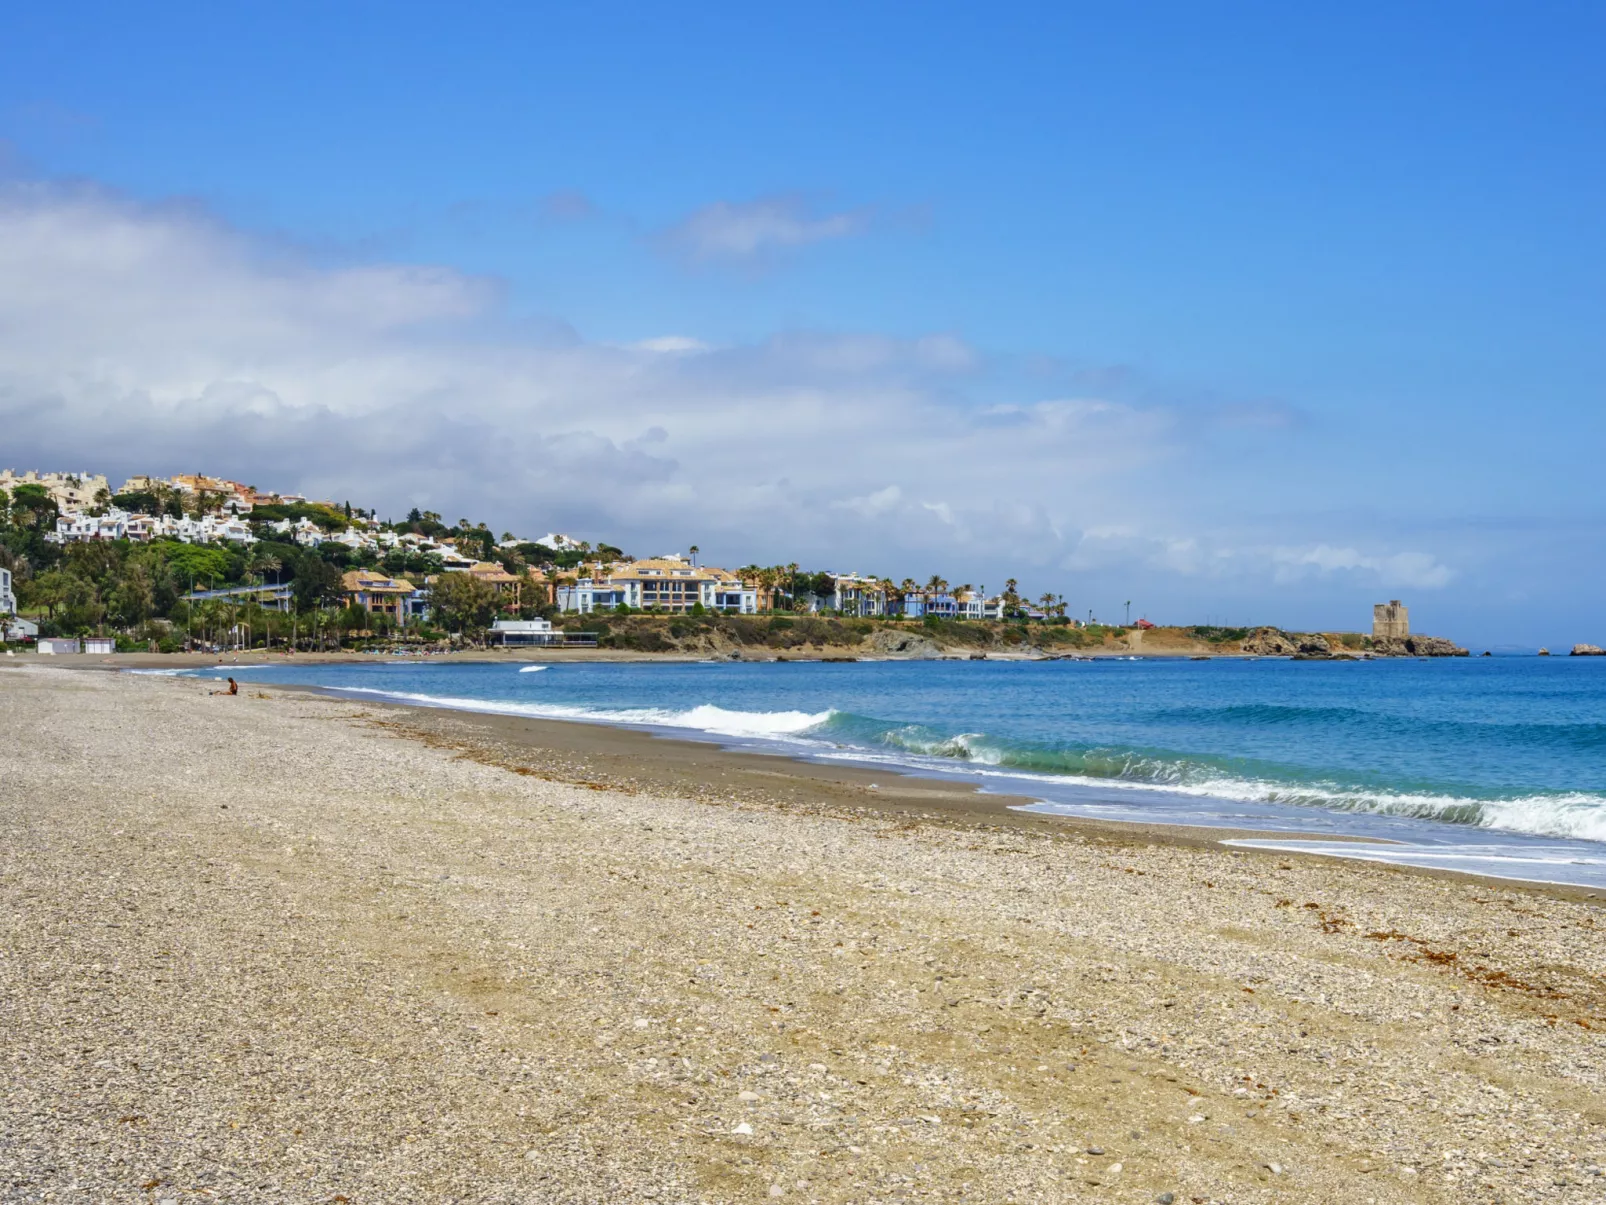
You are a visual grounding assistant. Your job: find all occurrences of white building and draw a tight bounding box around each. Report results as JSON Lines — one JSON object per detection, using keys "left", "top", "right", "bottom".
{"left": 51, "top": 509, "right": 135, "bottom": 543}
{"left": 830, "top": 574, "right": 889, "bottom": 617}
{"left": 268, "top": 517, "right": 326, "bottom": 546}
{"left": 556, "top": 556, "right": 758, "bottom": 615}
{"left": 488, "top": 618, "right": 557, "bottom": 646}
{"left": 2, "top": 616, "right": 38, "bottom": 642}
{"left": 0, "top": 566, "right": 15, "bottom": 615}
{"left": 149, "top": 514, "right": 256, "bottom": 545}
{"left": 534, "top": 532, "right": 582, "bottom": 552}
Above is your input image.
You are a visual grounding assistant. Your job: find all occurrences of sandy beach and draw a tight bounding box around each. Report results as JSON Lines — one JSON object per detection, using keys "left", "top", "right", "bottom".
{"left": 3, "top": 664, "right": 1604, "bottom": 1203}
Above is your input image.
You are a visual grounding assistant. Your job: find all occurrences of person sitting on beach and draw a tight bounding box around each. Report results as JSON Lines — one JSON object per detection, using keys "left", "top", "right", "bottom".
{"left": 209, "top": 677, "right": 238, "bottom": 697}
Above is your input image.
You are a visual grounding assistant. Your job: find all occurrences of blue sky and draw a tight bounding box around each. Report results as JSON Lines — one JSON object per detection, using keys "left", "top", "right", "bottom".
{"left": 1, "top": 3, "right": 1602, "bottom": 643}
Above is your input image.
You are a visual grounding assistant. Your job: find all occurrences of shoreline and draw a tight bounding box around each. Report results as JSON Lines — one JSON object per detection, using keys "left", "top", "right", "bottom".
{"left": 4, "top": 662, "right": 1605, "bottom": 1201}
{"left": 87, "top": 660, "right": 1606, "bottom": 902}
{"left": 309, "top": 686, "right": 1606, "bottom": 904}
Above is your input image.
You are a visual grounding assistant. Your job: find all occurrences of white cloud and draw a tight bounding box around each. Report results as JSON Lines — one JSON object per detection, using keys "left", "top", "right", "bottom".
{"left": 660, "top": 195, "right": 872, "bottom": 262}
{"left": 0, "top": 180, "right": 1458, "bottom": 610}
{"left": 1270, "top": 545, "right": 1455, "bottom": 589}
{"left": 632, "top": 335, "right": 712, "bottom": 354}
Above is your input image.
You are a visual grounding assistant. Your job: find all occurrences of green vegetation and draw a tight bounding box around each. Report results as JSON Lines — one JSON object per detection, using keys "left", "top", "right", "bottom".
{"left": 248, "top": 500, "right": 349, "bottom": 530}
{"left": 1186, "top": 625, "right": 1251, "bottom": 644}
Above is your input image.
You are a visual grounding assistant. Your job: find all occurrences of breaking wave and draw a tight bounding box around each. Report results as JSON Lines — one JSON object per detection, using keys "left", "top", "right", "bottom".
{"left": 321, "top": 686, "right": 835, "bottom": 740}
{"left": 813, "top": 714, "right": 1606, "bottom": 844}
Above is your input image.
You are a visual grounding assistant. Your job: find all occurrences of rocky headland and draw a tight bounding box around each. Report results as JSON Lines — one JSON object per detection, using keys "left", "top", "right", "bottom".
{"left": 1237, "top": 627, "right": 1467, "bottom": 659}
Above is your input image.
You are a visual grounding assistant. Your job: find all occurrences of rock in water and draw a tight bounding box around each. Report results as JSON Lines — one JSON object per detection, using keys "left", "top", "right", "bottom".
{"left": 1367, "top": 634, "right": 1469, "bottom": 657}
{"left": 1571, "top": 644, "right": 1605, "bottom": 656}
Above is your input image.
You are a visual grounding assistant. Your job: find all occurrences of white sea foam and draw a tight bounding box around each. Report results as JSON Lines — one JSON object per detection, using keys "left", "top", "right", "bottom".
{"left": 823, "top": 742, "right": 1606, "bottom": 845}
{"left": 127, "top": 665, "right": 275, "bottom": 676}
{"left": 1222, "top": 839, "right": 1606, "bottom": 888}
{"left": 323, "top": 686, "right": 833, "bottom": 740}
{"left": 1004, "top": 772, "right": 1606, "bottom": 843}
{"left": 517, "top": 665, "right": 549, "bottom": 673}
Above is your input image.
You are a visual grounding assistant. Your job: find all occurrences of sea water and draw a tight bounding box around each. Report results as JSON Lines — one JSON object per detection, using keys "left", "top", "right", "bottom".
{"left": 171, "top": 656, "right": 1606, "bottom": 888}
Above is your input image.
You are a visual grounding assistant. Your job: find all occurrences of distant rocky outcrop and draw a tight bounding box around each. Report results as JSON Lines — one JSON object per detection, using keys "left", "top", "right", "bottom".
{"left": 866, "top": 628, "right": 944, "bottom": 659}
{"left": 1238, "top": 628, "right": 1332, "bottom": 656}
{"left": 1367, "top": 635, "right": 1468, "bottom": 658}
{"left": 1239, "top": 628, "right": 1292, "bottom": 655}
{"left": 1572, "top": 644, "right": 1606, "bottom": 656}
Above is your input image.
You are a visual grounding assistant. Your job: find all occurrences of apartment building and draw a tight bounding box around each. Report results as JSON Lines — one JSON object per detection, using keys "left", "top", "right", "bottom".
{"left": 830, "top": 574, "right": 889, "bottom": 617}
{"left": 341, "top": 570, "right": 422, "bottom": 624}
{"left": 1, "top": 470, "right": 111, "bottom": 511}
{"left": 64, "top": 511, "right": 257, "bottom": 546}
{"left": 0, "top": 566, "right": 15, "bottom": 615}
{"left": 556, "top": 556, "right": 757, "bottom": 614}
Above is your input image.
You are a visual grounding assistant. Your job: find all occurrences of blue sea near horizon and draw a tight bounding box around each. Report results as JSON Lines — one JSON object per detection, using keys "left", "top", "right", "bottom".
{"left": 158, "top": 656, "right": 1606, "bottom": 889}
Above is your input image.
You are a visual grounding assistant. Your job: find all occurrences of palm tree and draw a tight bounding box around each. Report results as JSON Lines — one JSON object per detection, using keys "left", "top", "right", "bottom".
{"left": 689, "top": 544, "right": 699, "bottom": 566}
{"left": 152, "top": 481, "right": 178, "bottom": 518}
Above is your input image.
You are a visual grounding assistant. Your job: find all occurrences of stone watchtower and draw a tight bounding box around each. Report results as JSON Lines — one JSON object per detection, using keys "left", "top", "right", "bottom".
{"left": 1373, "top": 600, "right": 1409, "bottom": 640}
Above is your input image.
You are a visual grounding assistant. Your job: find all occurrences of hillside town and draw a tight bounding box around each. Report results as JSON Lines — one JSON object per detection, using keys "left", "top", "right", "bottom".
{"left": 0, "top": 468, "right": 1069, "bottom": 650}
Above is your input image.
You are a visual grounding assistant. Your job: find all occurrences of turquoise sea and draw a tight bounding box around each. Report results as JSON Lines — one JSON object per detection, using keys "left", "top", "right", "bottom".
{"left": 162, "top": 656, "right": 1606, "bottom": 888}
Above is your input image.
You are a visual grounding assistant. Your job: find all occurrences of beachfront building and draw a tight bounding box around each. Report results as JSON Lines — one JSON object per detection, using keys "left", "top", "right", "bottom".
{"left": 555, "top": 580, "right": 623, "bottom": 614}
{"left": 555, "top": 556, "right": 758, "bottom": 615}
{"left": 831, "top": 574, "right": 889, "bottom": 617}
{"left": 2, "top": 616, "right": 38, "bottom": 642}
{"left": 341, "top": 570, "right": 419, "bottom": 625}
{"left": 886, "top": 589, "right": 982, "bottom": 620}
{"left": 616, "top": 557, "right": 757, "bottom": 614}
{"left": 489, "top": 618, "right": 555, "bottom": 646}
{"left": 0, "top": 566, "right": 14, "bottom": 616}
{"left": 1, "top": 469, "right": 111, "bottom": 511}
{"left": 891, "top": 592, "right": 923, "bottom": 618}
{"left": 488, "top": 618, "right": 597, "bottom": 647}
